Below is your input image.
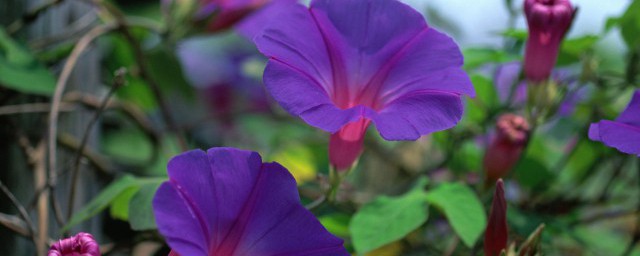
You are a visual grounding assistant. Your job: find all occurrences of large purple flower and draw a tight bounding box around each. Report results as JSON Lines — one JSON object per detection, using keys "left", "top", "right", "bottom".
{"left": 589, "top": 90, "right": 640, "bottom": 157}
{"left": 152, "top": 148, "right": 348, "bottom": 256}
{"left": 254, "top": 0, "right": 474, "bottom": 169}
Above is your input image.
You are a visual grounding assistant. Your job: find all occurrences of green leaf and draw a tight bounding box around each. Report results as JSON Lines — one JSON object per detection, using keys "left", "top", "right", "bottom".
{"left": 619, "top": 0, "right": 640, "bottom": 49}
{"left": 557, "top": 35, "right": 599, "bottom": 66}
{"left": 513, "top": 157, "right": 554, "bottom": 189}
{"left": 103, "top": 34, "right": 156, "bottom": 110}
{"left": 0, "top": 28, "right": 56, "bottom": 95}
{"left": 109, "top": 186, "right": 141, "bottom": 220}
{"left": 101, "top": 129, "right": 153, "bottom": 165}
{"left": 470, "top": 74, "right": 499, "bottom": 110}
{"left": 426, "top": 182, "right": 486, "bottom": 247}
{"left": 604, "top": 17, "right": 622, "bottom": 33}
{"left": 63, "top": 175, "right": 138, "bottom": 232}
{"left": 449, "top": 141, "right": 483, "bottom": 174}
{"left": 319, "top": 213, "right": 351, "bottom": 238}
{"left": 499, "top": 29, "right": 528, "bottom": 41}
{"left": 349, "top": 177, "right": 429, "bottom": 253}
{"left": 146, "top": 47, "right": 195, "bottom": 100}
{"left": 463, "top": 48, "right": 519, "bottom": 70}
{"left": 128, "top": 181, "right": 162, "bottom": 230}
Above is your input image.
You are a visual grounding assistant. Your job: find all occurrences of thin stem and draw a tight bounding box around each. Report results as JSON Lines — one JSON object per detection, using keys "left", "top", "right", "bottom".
{"left": 66, "top": 68, "right": 126, "bottom": 222}
{"left": 0, "top": 103, "right": 75, "bottom": 116}
{"left": 47, "top": 23, "right": 117, "bottom": 229}
{"left": 305, "top": 195, "right": 327, "bottom": 211}
{"left": 0, "top": 179, "right": 37, "bottom": 246}
{"left": 87, "top": 0, "right": 188, "bottom": 151}
{"left": 0, "top": 212, "right": 31, "bottom": 238}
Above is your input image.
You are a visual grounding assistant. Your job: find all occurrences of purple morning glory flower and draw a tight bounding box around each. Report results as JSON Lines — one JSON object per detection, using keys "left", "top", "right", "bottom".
{"left": 589, "top": 90, "right": 640, "bottom": 157}
{"left": 152, "top": 148, "right": 348, "bottom": 256}
{"left": 254, "top": 0, "right": 474, "bottom": 170}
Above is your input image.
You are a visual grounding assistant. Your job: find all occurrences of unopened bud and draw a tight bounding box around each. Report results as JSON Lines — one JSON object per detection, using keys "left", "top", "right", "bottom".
{"left": 484, "top": 179, "right": 508, "bottom": 256}
{"left": 48, "top": 232, "right": 99, "bottom": 256}
{"left": 523, "top": 0, "right": 576, "bottom": 82}
{"left": 483, "top": 114, "right": 530, "bottom": 182}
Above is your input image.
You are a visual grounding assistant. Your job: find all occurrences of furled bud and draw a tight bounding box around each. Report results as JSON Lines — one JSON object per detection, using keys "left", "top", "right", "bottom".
{"left": 484, "top": 179, "right": 508, "bottom": 256}
{"left": 483, "top": 114, "right": 530, "bottom": 182}
{"left": 329, "top": 118, "right": 370, "bottom": 171}
{"left": 523, "top": 0, "right": 576, "bottom": 82}
{"left": 48, "top": 232, "right": 100, "bottom": 256}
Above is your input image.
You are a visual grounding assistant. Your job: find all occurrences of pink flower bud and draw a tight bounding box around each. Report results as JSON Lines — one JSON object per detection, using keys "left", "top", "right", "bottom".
{"left": 329, "top": 118, "right": 370, "bottom": 171}
{"left": 483, "top": 114, "right": 530, "bottom": 182}
{"left": 48, "top": 232, "right": 100, "bottom": 256}
{"left": 523, "top": 0, "right": 576, "bottom": 82}
{"left": 484, "top": 179, "right": 508, "bottom": 256}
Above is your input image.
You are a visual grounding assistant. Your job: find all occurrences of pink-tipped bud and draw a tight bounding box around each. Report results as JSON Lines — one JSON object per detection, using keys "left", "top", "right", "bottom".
{"left": 484, "top": 179, "right": 508, "bottom": 256}
{"left": 483, "top": 114, "right": 530, "bottom": 182}
{"left": 329, "top": 118, "right": 370, "bottom": 171}
{"left": 523, "top": 0, "right": 576, "bottom": 82}
{"left": 48, "top": 232, "right": 100, "bottom": 256}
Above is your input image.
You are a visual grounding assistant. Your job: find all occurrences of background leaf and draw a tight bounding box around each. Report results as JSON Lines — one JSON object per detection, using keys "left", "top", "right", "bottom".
{"left": 128, "top": 181, "right": 162, "bottom": 230}
{"left": 63, "top": 175, "right": 138, "bottom": 232}
{"left": 426, "top": 182, "right": 487, "bottom": 247}
{"left": 350, "top": 177, "right": 429, "bottom": 253}
{"left": 0, "top": 28, "right": 56, "bottom": 95}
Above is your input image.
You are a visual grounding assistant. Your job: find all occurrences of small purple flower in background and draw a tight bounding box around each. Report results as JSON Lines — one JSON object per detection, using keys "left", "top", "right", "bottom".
{"left": 484, "top": 179, "right": 508, "bottom": 256}
{"left": 523, "top": 0, "right": 576, "bottom": 82}
{"left": 589, "top": 90, "right": 640, "bottom": 157}
{"left": 162, "top": 0, "right": 296, "bottom": 39}
{"left": 254, "top": 0, "right": 475, "bottom": 170}
{"left": 48, "top": 232, "right": 100, "bottom": 256}
{"left": 177, "top": 35, "right": 270, "bottom": 127}
{"left": 494, "top": 62, "right": 527, "bottom": 105}
{"left": 198, "top": 0, "right": 296, "bottom": 37}
{"left": 152, "top": 148, "right": 348, "bottom": 256}
{"left": 483, "top": 114, "right": 530, "bottom": 183}
{"left": 494, "top": 61, "right": 585, "bottom": 115}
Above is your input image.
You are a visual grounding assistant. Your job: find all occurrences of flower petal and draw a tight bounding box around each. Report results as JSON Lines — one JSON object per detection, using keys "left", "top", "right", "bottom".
{"left": 494, "top": 62, "right": 524, "bottom": 104}
{"left": 376, "top": 28, "right": 475, "bottom": 105}
{"left": 308, "top": 0, "right": 427, "bottom": 98}
{"left": 591, "top": 120, "right": 640, "bottom": 156}
{"left": 255, "top": 3, "right": 334, "bottom": 95}
{"left": 234, "top": 162, "right": 348, "bottom": 255}
{"left": 153, "top": 150, "right": 215, "bottom": 256}
{"left": 153, "top": 148, "right": 348, "bottom": 255}
{"left": 615, "top": 90, "right": 640, "bottom": 126}
{"left": 205, "top": 148, "right": 263, "bottom": 248}
{"left": 263, "top": 60, "right": 364, "bottom": 132}
{"left": 235, "top": 0, "right": 298, "bottom": 40}
{"left": 371, "top": 92, "right": 464, "bottom": 140}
